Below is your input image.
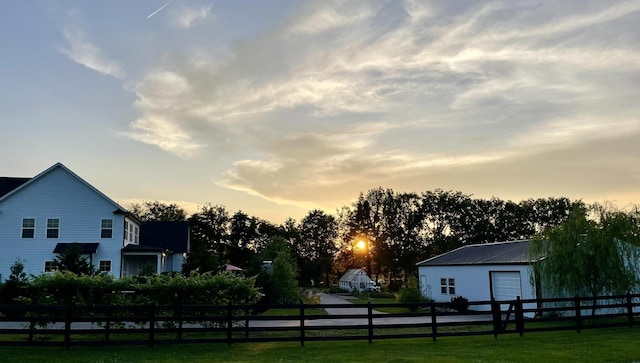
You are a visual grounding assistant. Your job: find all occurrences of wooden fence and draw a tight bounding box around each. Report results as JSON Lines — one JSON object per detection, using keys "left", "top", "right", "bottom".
{"left": 0, "top": 293, "right": 639, "bottom": 349}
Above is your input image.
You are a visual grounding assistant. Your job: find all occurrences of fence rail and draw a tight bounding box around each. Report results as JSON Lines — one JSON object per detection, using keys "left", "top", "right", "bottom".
{"left": 1, "top": 293, "right": 639, "bottom": 349}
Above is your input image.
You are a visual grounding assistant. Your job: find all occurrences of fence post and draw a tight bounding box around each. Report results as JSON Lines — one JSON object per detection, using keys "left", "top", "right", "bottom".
{"left": 300, "top": 302, "right": 305, "bottom": 346}
{"left": 368, "top": 302, "right": 373, "bottom": 344}
{"left": 149, "top": 305, "right": 156, "bottom": 348}
{"left": 227, "top": 303, "right": 233, "bottom": 346}
{"left": 515, "top": 296, "right": 524, "bottom": 337}
{"left": 430, "top": 301, "right": 437, "bottom": 342}
{"left": 627, "top": 292, "right": 634, "bottom": 328}
{"left": 28, "top": 311, "right": 35, "bottom": 344}
{"left": 574, "top": 296, "right": 582, "bottom": 333}
{"left": 64, "top": 305, "right": 72, "bottom": 351}
{"left": 491, "top": 298, "right": 501, "bottom": 338}
{"left": 105, "top": 307, "right": 111, "bottom": 342}
{"left": 177, "top": 290, "right": 184, "bottom": 341}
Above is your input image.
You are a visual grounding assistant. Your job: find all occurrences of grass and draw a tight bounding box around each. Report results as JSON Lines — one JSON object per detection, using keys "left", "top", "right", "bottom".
{"left": 0, "top": 326, "right": 639, "bottom": 362}
{"left": 346, "top": 295, "right": 424, "bottom": 314}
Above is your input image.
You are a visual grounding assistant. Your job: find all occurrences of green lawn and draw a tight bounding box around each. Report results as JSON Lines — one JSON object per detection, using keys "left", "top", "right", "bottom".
{"left": 1, "top": 326, "right": 638, "bottom": 362}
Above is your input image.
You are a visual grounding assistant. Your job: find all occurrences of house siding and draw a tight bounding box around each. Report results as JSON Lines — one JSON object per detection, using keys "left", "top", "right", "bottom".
{"left": 0, "top": 166, "right": 124, "bottom": 280}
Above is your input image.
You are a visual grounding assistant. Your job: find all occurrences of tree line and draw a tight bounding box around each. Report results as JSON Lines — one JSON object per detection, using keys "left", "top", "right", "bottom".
{"left": 131, "top": 188, "right": 584, "bottom": 287}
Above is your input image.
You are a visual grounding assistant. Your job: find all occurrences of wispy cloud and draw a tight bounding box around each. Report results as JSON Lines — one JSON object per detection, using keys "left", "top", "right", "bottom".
{"left": 124, "top": 0, "right": 640, "bottom": 209}
{"left": 59, "top": 29, "right": 124, "bottom": 78}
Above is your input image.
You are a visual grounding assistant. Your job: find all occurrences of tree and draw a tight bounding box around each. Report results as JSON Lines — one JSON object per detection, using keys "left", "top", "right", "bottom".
{"left": 189, "top": 204, "right": 230, "bottom": 260}
{"left": 255, "top": 237, "right": 300, "bottom": 304}
{"left": 54, "top": 244, "right": 95, "bottom": 276}
{"left": 297, "top": 209, "right": 338, "bottom": 285}
{"left": 130, "top": 201, "right": 187, "bottom": 222}
{"left": 530, "top": 205, "right": 640, "bottom": 314}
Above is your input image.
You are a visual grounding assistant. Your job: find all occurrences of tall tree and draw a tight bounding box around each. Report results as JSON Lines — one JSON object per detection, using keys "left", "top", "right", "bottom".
{"left": 297, "top": 209, "right": 338, "bottom": 285}
{"left": 530, "top": 205, "right": 640, "bottom": 314}
{"left": 130, "top": 201, "right": 187, "bottom": 222}
{"left": 186, "top": 204, "right": 230, "bottom": 273}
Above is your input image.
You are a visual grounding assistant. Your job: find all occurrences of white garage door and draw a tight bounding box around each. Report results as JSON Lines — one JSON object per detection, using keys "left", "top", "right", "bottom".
{"left": 491, "top": 271, "right": 522, "bottom": 301}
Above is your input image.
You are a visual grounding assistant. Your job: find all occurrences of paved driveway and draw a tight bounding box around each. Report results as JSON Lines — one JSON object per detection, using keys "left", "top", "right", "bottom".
{"left": 249, "top": 293, "right": 492, "bottom": 328}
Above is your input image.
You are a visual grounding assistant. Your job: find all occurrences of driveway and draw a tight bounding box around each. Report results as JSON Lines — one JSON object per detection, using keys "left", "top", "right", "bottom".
{"left": 249, "top": 293, "right": 492, "bottom": 328}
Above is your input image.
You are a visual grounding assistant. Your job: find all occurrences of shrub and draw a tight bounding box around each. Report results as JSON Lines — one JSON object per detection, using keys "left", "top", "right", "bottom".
{"left": 369, "top": 291, "right": 395, "bottom": 299}
{"left": 397, "top": 277, "right": 428, "bottom": 311}
{"left": 449, "top": 296, "right": 469, "bottom": 312}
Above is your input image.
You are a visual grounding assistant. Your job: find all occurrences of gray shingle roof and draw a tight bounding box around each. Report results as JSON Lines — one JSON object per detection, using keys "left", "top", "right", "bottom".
{"left": 416, "top": 240, "right": 531, "bottom": 266}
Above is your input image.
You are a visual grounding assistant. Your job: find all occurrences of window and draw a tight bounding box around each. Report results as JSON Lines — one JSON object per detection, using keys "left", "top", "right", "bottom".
{"left": 441, "top": 277, "right": 455, "bottom": 295}
{"left": 124, "top": 220, "right": 128, "bottom": 240}
{"left": 133, "top": 225, "right": 139, "bottom": 244}
{"left": 46, "top": 218, "right": 59, "bottom": 238}
{"left": 99, "top": 260, "right": 112, "bottom": 272}
{"left": 44, "top": 260, "right": 56, "bottom": 272}
{"left": 101, "top": 219, "right": 113, "bottom": 238}
{"left": 22, "top": 218, "right": 35, "bottom": 238}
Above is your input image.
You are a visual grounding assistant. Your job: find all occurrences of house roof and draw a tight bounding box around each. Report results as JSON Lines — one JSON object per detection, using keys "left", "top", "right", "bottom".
{"left": 416, "top": 240, "right": 531, "bottom": 267}
{"left": 0, "top": 177, "right": 30, "bottom": 198}
{"left": 0, "top": 163, "right": 128, "bottom": 214}
{"left": 53, "top": 243, "right": 100, "bottom": 254}
{"left": 139, "top": 221, "right": 190, "bottom": 253}
{"left": 339, "top": 268, "right": 371, "bottom": 282}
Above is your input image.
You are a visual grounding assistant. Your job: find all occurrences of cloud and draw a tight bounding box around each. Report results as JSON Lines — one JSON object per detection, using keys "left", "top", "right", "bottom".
{"left": 123, "top": 0, "right": 640, "bottom": 210}
{"left": 173, "top": 4, "right": 213, "bottom": 28}
{"left": 59, "top": 29, "right": 124, "bottom": 78}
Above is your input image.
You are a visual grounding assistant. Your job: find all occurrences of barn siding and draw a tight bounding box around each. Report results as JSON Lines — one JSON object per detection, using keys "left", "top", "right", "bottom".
{"left": 418, "top": 264, "right": 536, "bottom": 311}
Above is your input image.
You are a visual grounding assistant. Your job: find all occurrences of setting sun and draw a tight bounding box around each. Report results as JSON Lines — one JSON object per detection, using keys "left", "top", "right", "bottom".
{"left": 356, "top": 240, "right": 367, "bottom": 251}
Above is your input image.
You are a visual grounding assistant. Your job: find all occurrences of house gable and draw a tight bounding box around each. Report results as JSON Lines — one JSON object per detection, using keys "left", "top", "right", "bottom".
{"left": 0, "top": 163, "right": 128, "bottom": 280}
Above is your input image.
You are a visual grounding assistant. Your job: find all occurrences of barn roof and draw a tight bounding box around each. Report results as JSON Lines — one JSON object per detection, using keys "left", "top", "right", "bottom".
{"left": 416, "top": 240, "right": 531, "bottom": 266}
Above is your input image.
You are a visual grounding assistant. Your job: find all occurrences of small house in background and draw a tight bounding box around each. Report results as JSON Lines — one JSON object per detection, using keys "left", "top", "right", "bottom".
{"left": 339, "top": 268, "right": 380, "bottom": 293}
{"left": 226, "top": 264, "right": 243, "bottom": 273}
{"left": 416, "top": 240, "right": 536, "bottom": 312}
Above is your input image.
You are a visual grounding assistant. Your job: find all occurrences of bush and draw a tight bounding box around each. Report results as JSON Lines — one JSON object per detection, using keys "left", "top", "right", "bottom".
{"left": 449, "top": 296, "right": 469, "bottom": 312}
{"left": 328, "top": 286, "right": 341, "bottom": 294}
{"left": 369, "top": 291, "right": 395, "bottom": 299}
{"left": 397, "top": 277, "right": 428, "bottom": 311}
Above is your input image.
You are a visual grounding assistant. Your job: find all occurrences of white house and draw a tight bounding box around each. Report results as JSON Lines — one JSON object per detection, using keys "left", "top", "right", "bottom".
{"left": 0, "top": 163, "right": 188, "bottom": 281}
{"left": 416, "top": 240, "right": 536, "bottom": 311}
{"left": 339, "top": 268, "right": 379, "bottom": 293}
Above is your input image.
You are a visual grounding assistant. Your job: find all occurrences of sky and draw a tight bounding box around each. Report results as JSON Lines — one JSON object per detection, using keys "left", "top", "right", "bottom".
{"left": 1, "top": 0, "right": 640, "bottom": 224}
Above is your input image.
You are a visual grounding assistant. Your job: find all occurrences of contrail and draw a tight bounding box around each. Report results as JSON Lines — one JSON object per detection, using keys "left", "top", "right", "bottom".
{"left": 146, "top": 0, "right": 173, "bottom": 19}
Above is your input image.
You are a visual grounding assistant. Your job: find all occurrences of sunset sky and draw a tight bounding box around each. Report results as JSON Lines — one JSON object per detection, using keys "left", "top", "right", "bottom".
{"left": 2, "top": 0, "right": 640, "bottom": 224}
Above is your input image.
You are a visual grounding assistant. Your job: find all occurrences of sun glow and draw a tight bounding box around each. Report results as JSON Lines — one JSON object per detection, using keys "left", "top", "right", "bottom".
{"left": 356, "top": 240, "right": 367, "bottom": 251}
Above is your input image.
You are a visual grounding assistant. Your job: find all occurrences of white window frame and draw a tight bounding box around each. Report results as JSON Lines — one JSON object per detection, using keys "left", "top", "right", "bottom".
{"left": 134, "top": 225, "right": 139, "bottom": 244}
{"left": 44, "top": 260, "right": 56, "bottom": 272}
{"left": 22, "top": 218, "right": 35, "bottom": 238}
{"left": 440, "top": 277, "right": 456, "bottom": 295}
{"left": 99, "top": 260, "right": 112, "bottom": 272}
{"left": 46, "top": 218, "right": 60, "bottom": 239}
{"left": 101, "top": 219, "right": 113, "bottom": 239}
